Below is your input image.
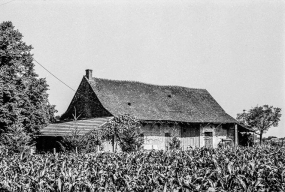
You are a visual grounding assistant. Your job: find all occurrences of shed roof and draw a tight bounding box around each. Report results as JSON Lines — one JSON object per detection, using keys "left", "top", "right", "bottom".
{"left": 87, "top": 77, "right": 237, "bottom": 123}
{"left": 40, "top": 117, "right": 112, "bottom": 136}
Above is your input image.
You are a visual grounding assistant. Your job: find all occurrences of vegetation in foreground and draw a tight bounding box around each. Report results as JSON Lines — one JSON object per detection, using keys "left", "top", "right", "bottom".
{"left": 1, "top": 145, "right": 285, "bottom": 192}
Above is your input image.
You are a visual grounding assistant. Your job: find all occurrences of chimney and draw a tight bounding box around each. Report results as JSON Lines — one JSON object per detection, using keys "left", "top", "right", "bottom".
{"left": 85, "top": 69, "right": 92, "bottom": 80}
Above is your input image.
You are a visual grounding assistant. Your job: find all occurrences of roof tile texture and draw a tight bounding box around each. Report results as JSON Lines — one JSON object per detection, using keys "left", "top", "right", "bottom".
{"left": 88, "top": 77, "right": 237, "bottom": 123}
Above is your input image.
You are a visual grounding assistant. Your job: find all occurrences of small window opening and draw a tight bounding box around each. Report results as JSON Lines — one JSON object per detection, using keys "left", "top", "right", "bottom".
{"left": 165, "top": 133, "right": 171, "bottom": 137}
{"left": 127, "top": 102, "right": 131, "bottom": 106}
{"left": 168, "top": 95, "right": 172, "bottom": 98}
{"left": 204, "top": 132, "right": 213, "bottom": 137}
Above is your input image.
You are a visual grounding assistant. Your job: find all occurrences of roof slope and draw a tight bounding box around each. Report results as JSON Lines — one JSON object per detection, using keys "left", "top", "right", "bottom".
{"left": 88, "top": 77, "right": 237, "bottom": 123}
{"left": 41, "top": 117, "right": 112, "bottom": 136}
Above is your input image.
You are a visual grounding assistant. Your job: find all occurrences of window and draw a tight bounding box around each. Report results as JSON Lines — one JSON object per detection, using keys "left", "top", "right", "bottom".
{"left": 204, "top": 132, "right": 213, "bottom": 137}
{"left": 165, "top": 133, "right": 171, "bottom": 137}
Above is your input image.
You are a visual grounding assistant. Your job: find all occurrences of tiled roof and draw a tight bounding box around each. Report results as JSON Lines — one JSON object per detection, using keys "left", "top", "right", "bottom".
{"left": 88, "top": 77, "right": 237, "bottom": 123}
{"left": 40, "top": 117, "right": 112, "bottom": 136}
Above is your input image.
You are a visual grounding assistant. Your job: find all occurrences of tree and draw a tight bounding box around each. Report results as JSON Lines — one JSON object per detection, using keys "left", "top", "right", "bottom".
{"left": 0, "top": 21, "right": 56, "bottom": 141}
{"left": 237, "top": 105, "right": 281, "bottom": 145}
{"left": 101, "top": 114, "right": 143, "bottom": 152}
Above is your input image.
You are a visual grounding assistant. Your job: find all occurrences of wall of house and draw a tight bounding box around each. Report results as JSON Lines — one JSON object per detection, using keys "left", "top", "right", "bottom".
{"left": 141, "top": 123, "right": 181, "bottom": 150}
{"left": 180, "top": 123, "right": 200, "bottom": 149}
{"left": 61, "top": 77, "right": 112, "bottom": 120}
{"left": 141, "top": 123, "right": 201, "bottom": 150}
{"left": 101, "top": 123, "right": 237, "bottom": 151}
{"left": 102, "top": 141, "right": 115, "bottom": 152}
{"left": 226, "top": 124, "right": 236, "bottom": 143}
{"left": 200, "top": 123, "right": 235, "bottom": 148}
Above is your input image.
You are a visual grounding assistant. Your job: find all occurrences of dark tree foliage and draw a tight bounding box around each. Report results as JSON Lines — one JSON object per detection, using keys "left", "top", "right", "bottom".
{"left": 237, "top": 105, "right": 281, "bottom": 145}
{"left": 0, "top": 21, "right": 57, "bottom": 138}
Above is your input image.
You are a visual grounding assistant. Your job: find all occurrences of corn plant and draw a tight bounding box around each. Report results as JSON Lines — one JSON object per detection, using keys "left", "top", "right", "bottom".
{"left": 0, "top": 145, "right": 284, "bottom": 191}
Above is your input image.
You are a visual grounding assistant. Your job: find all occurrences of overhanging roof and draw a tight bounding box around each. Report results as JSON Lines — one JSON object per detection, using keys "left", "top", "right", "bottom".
{"left": 88, "top": 77, "right": 237, "bottom": 123}
{"left": 40, "top": 117, "right": 112, "bottom": 136}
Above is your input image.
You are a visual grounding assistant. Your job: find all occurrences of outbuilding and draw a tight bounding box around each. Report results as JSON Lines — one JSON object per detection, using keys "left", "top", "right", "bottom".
{"left": 39, "top": 69, "right": 251, "bottom": 151}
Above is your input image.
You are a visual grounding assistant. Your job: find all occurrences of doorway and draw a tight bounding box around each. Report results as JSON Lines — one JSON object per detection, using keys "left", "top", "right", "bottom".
{"left": 204, "top": 132, "right": 213, "bottom": 147}
{"left": 165, "top": 132, "right": 171, "bottom": 150}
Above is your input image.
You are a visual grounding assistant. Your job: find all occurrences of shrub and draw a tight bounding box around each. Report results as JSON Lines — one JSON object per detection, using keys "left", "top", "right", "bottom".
{"left": 168, "top": 136, "right": 181, "bottom": 150}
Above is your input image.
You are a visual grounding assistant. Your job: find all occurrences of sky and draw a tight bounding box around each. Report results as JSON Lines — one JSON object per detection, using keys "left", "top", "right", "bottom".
{"left": 0, "top": 0, "right": 284, "bottom": 137}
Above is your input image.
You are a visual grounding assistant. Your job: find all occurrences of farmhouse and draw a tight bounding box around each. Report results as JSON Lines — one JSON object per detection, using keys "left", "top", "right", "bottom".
{"left": 39, "top": 69, "right": 250, "bottom": 151}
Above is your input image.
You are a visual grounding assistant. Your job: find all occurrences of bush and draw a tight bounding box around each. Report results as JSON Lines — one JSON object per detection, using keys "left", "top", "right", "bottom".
{"left": 168, "top": 136, "right": 181, "bottom": 150}
{"left": 118, "top": 128, "right": 144, "bottom": 152}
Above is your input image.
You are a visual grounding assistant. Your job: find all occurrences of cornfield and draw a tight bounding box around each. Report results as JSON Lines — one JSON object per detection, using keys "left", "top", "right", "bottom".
{"left": 0, "top": 146, "right": 284, "bottom": 192}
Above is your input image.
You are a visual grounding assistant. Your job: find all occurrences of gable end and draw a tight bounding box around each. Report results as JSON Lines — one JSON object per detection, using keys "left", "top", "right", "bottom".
{"left": 61, "top": 77, "right": 112, "bottom": 120}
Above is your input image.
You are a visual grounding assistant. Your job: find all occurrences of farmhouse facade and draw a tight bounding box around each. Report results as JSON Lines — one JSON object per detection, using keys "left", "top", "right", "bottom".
{"left": 41, "top": 69, "right": 250, "bottom": 151}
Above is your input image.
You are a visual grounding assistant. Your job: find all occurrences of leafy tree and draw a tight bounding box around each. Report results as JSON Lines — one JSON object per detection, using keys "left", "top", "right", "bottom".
{"left": 101, "top": 114, "right": 143, "bottom": 152}
{"left": 237, "top": 105, "right": 281, "bottom": 145}
{"left": 0, "top": 21, "right": 56, "bottom": 142}
{"left": 0, "top": 124, "right": 32, "bottom": 154}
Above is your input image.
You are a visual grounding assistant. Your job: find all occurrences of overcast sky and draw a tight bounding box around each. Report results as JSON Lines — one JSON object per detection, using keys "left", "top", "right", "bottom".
{"left": 1, "top": 0, "right": 284, "bottom": 137}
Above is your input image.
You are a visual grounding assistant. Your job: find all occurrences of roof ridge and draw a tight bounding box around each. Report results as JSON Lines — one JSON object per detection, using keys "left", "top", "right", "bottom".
{"left": 91, "top": 77, "right": 206, "bottom": 91}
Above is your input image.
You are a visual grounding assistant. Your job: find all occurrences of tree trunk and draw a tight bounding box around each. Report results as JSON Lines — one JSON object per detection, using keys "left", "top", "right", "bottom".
{"left": 112, "top": 135, "right": 115, "bottom": 153}
{"left": 259, "top": 131, "right": 263, "bottom": 145}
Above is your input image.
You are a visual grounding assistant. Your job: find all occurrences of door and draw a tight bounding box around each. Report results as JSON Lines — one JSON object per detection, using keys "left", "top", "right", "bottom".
{"left": 204, "top": 132, "right": 213, "bottom": 147}
{"left": 165, "top": 132, "right": 171, "bottom": 150}
{"left": 181, "top": 125, "right": 200, "bottom": 149}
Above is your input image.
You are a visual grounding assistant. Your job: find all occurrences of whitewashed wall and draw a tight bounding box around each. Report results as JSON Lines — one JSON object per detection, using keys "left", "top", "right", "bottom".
{"left": 142, "top": 123, "right": 181, "bottom": 150}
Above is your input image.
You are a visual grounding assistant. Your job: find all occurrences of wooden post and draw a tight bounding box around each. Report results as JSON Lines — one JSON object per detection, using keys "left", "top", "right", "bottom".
{"left": 75, "top": 147, "right": 78, "bottom": 154}
{"left": 112, "top": 135, "right": 116, "bottom": 153}
{"left": 234, "top": 124, "right": 238, "bottom": 147}
{"left": 53, "top": 148, "right": 56, "bottom": 154}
